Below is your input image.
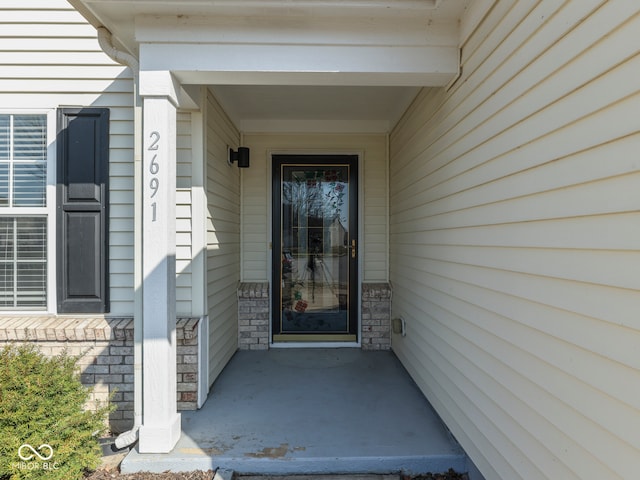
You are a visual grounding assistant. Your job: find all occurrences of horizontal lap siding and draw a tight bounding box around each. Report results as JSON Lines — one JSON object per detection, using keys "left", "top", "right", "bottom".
{"left": 176, "top": 112, "right": 193, "bottom": 316}
{"left": 206, "top": 91, "right": 241, "bottom": 386}
{"left": 0, "top": 0, "right": 134, "bottom": 315}
{"left": 241, "top": 133, "right": 388, "bottom": 283}
{"left": 389, "top": 1, "right": 640, "bottom": 479}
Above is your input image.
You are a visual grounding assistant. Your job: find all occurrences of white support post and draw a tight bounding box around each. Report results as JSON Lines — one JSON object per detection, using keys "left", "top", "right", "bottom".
{"left": 138, "top": 94, "right": 181, "bottom": 453}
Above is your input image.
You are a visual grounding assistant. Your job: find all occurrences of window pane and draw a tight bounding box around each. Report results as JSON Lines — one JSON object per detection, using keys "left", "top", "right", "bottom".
{"left": 17, "top": 263, "right": 46, "bottom": 306}
{"left": 0, "top": 218, "right": 14, "bottom": 307}
{"left": 0, "top": 114, "right": 47, "bottom": 208}
{"left": 16, "top": 217, "right": 46, "bottom": 259}
{"left": 13, "top": 115, "right": 47, "bottom": 162}
{"left": 0, "top": 217, "right": 46, "bottom": 309}
{"left": 0, "top": 115, "right": 8, "bottom": 161}
{"left": 0, "top": 263, "right": 14, "bottom": 307}
{"left": 0, "top": 217, "right": 14, "bottom": 261}
{"left": 0, "top": 163, "right": 8, "bottom": 206}
{"left": 13, "top": 164, "right": 46, "bottom": 207}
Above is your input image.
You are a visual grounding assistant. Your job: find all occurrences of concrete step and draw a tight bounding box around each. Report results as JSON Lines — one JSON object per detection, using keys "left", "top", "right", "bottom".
{"left": 122, "top": 448, "right": 467, "bottom": 476}
{"left": 238, "top": 474, "right": 400, "bottom": 480}
{"left": 237, "top": 476, "right": 400, "bottom": 480}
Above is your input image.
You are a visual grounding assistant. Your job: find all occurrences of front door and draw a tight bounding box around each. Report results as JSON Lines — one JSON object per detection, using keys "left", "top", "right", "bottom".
{"left": 272, "top": 155, "right": 358, "bottom": 342}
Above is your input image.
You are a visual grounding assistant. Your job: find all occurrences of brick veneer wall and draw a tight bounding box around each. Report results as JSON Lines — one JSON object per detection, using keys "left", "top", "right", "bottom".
{"left": 238, "top": 281, "right": 392, "bottom": 350}
{"left": 0, "top": 316, "right": 201, "bottom": 434}
{"left": 238, "top": 282, "right": 270, "bottom": 350}
{"left": 361, "top": 283, "right": 392, "bottom": 350}
{"left": 175, "top": 318, "right": 200, "bottom": 410}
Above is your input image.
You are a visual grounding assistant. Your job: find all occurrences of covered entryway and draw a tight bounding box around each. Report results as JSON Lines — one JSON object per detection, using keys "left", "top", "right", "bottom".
{"left": 69, "top": 0, "right": 469, "bottom": 457}
{"left": 20, "top": 1, "right": 640, "bottom": 478}
{"left": 121, "top": 349, "right": 467, "bottom": 474}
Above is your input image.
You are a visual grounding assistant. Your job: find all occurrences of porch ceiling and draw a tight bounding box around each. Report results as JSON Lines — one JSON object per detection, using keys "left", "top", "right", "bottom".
{"left": 210, "top": 85, "right": 422, "bottom": 133}
{"left": 70, "top": 0, "right": 471, "bottom": 132}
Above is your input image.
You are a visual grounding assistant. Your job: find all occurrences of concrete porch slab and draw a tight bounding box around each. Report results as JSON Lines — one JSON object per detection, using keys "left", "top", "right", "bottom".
{"left": 121, "top": 349, "right": 466, "bottom": 475}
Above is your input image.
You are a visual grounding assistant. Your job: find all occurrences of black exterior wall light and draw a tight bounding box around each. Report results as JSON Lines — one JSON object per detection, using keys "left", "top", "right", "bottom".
{"left": 228, "top": 147, "right": 250, "bottom": 168}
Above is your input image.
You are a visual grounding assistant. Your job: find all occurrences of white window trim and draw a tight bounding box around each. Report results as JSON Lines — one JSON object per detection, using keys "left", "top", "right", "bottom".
{"left": 0, "top": 109, "right": 57, "bottom": 314}
{"left": 46, "top": 109, "right": 57, "bottom": 314}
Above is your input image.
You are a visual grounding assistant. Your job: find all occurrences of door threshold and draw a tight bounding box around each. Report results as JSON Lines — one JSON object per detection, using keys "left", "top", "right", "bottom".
{"left": 270, "top": 341, "right": 361, "bottom": 349}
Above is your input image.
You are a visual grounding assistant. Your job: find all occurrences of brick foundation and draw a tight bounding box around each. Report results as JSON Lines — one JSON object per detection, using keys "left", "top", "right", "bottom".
{"left": 238, "top": 281, "right": 391, "bottom": 350}
{"left": 361, "top": 283, "right": 392, "bottom": 350}
{"left": 0, "top": 316, "right": 201, "bottom": 434}
{"left": 176, "top": 318, "right": 201, "bottom": 410}
{"left": 238, "top": 282, "right": 270, "bottom": 350}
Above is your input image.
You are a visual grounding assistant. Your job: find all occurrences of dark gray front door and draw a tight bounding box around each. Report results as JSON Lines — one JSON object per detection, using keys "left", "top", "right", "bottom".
{"left": 272, "top": 154, "right": 358, "bottom": 342}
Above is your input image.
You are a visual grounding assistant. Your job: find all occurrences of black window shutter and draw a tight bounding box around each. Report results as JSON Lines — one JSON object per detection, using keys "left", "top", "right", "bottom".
{"left": 57, "top": 108, "right": 109, "bottom": 313}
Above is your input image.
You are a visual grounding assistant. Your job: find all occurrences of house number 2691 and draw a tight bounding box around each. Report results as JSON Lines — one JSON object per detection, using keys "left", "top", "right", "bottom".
{"left": 148, "top": 131, "right": 160, "bottom": 222}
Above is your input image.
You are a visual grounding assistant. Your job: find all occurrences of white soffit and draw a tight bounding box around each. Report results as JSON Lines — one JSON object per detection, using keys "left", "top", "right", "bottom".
{"left": 209, "top": 85, "right": 422, "bottom": 133}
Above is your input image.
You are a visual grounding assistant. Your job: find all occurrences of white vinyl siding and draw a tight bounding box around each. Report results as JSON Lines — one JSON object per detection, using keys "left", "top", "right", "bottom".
{"left": 0, "top": 0, "right": 134, "bottom": 315}
{"left": 177, "top": 112, "right": 193, "bottom": 189}
{"left": 389, "top": 2, "right": 640, "bottom": 480}
{"left": 206, "top": 90, "right": 241, "bottom": 386}
{"left": 176, "top": 188, "right": 192, "bottom": 316}
{"left": 176, "top": 112, "right": 193, "bottom": 316}
{"left": 241, "top": 133, "right": 388, "bottom": 283}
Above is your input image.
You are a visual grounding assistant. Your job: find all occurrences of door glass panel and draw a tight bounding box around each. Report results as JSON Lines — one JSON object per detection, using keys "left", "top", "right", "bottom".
{"left": 280, "top": 165, "right": 350, "bottom": 334}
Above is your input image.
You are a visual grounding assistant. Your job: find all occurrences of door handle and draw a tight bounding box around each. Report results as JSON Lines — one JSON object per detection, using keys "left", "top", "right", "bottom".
{"left": 351, "top": 239, "right": 356, "bottom": 259}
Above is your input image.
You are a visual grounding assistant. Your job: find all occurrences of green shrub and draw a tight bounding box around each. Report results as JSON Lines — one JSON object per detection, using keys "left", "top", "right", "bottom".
{"left": 0, "top": 344, "right": 113, "bottom": 480}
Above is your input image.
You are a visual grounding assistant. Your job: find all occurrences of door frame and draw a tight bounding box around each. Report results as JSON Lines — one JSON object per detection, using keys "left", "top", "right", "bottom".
{"left": 267, "top": 150, "right": 363, "bottom": 348}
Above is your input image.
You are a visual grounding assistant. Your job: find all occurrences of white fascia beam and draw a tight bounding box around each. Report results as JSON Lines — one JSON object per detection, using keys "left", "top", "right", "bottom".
{"left": 134, "top": 14, "right": 458, "bottom": 47}
{"left": 124, "top": 0, "right": 442, "bottom": 7}
{"left": 139, "top": 43, "right": 459, "bottom": 87}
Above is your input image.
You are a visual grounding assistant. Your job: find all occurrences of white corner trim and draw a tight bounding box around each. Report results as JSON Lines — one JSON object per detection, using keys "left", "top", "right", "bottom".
{"left": 197, "top": 315, "right": 209, "bottom": 408}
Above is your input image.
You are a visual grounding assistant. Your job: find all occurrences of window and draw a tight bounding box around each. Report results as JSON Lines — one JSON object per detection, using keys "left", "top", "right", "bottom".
{"left": 0, "top": 114, "right": 49, "bottom": 309}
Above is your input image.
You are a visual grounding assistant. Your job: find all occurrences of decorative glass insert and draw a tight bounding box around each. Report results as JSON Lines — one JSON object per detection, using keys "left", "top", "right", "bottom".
{"left": 280, "top": 165, "right": 350, "bottom": 333}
